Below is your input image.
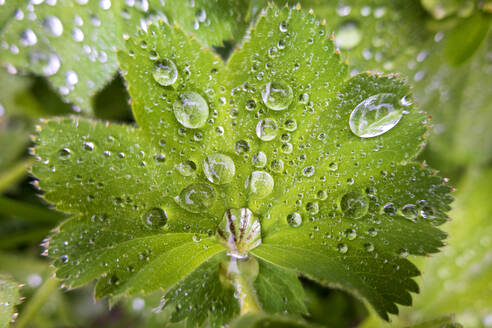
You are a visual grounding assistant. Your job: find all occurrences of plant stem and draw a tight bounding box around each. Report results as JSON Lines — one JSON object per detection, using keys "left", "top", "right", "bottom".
{"left": 15, "top": 276, "right": 59, "bottom": 328}
{"left": 227, "top": 257, "right": 261, "bottom": 315}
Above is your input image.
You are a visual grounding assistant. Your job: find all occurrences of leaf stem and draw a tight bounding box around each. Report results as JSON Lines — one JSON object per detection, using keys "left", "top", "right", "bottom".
{"left": 227, "top": 257, "right": 261, "bottom": 315}
{"left": 15, "top": 276, "right": 59, "bottom": 328}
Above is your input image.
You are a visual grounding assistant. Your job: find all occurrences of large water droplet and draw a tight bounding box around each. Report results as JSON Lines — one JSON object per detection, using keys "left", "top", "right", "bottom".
{"left": 203, "top": 154, "right": 235, "bottom": 185}
{"left": 256, "top": 118, "right": 278, "bottom": 141}
{"left": 246, "top": 171, "right": 274, "bottom": 199}
{"left": 349, "top": 93, "right": 403, "bottom": 138}
{"left": 340, "top": 191, "right": 369, "bottom": 219}
{"left": 287, "top": 212, "right": 302, "bottom": 227}
{"left": 217, "top": 208, "right": 261, "bottom": 258}
{"left": 401, "top": 204, "right": 418, "bottom": 222}
{"left": 142, "top": 208, "right": 167, "bottom": 229}
{"left": 173, "top": 92, "right": 209, "bottom": 129}
{"left": 260, "top": 80, "right": 293, "bottom": 111}
{"left": 152, "top": 58, "right": 178, "bottom": 86}
{"left": 335, "top": 21, "right": 361, "bottom": 50}
{"left": 176, "top": 183, "right": 215, "bottom": 213}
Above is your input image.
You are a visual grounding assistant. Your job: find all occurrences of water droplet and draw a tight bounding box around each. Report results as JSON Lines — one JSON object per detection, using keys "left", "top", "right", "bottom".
{"left": 58, "top": 148, "right": 71, "bottom": 159}
{"left": 328, "top": 162, "right": 338, "bottom": 171}
{"left": 203, "top": 154, "right": 235, "bottom": 184}
{"left": 72, "top": 27, "right": 84, "bottom": 42}
{"left": 234, "top": 140, "right": 250, "bottom": 154}
{"left": 401, "top": 204, "right": 418, "bottom": 222}
{"left": 337, "top": 243, "right": 348, "bottom": 254}
{"left": 154, "top": 153, "right": 166, "bottom": 163}
{"left": 176, "top": 183, "right": 215, "bottom": 213}
{"left": 66, "top": 70, "right": 78, "bottom": 86}
{"left": 43, "top": 16, "right": 63, "bottom": 36}
{"left": 279, "top": 21, "right": 288, "bottom": 32}
{"left": 173, "top": 92, "right": 209, "bottom": 129}
{"left": 270, "top": 159, "right": 284, "bottom": 173}
{"left": 306, "top": 201, "right": 319, "bottom": 215}
{"left": 344, "top": 228, "right": 357, "bottom": 240}
{"left": 335, "top": 21, "right": 361, "bottom": 50}
{"left": 252, "top": 152, "right": 267, "bottom": 168}
{"left": 340, "top": 191, "right": 369, "bottom": 219}
{"left": 142, "top": 208, "right": 167, "bottom": 229}
{"left": 152, "top": 58, "right": 178, "bottom": 86}
{"left": 83, "top": 141, "right": 94, "bottom": 151}
{"left": 261, "top": 80, "right": 293, "bottom": 111}
{"left": 175, "top": 160, "right": 196, "bottom": 176}
{"left": 287, "top": 212, "right": 302, "bottom": 227}
{"left": 217, "top": 208, "right": 261, "bottom": 258}
{"left": 399, "top": 248, "right": 409, "bottom": 258}
{"left": 364, "top": 242, "right": 374, "bottom": 252}
{"left": 256, "top": 118, "right": 278, "bottom": 141}
{"left": 20, "top": 29, "right": 37, "bottom": 46}
{"left": 383, "top": 202, "right": 397, "bottom": 216}
{"left": 349, "top": 93, "right": 403, "bottom": 138}
{"left": 283, "top": 119, "right": 297, "bottom": 131}
{"left": 317, "top": 190, "right": 328, "bottom": 200}
{"left": 246, "top": 171, "right": 274, "bottom": 199}
{"left": 99, "top": 0, "right": 111, "bottom": 9}
{"left": 302, "top": 165, "right": 315, "bottom": 177}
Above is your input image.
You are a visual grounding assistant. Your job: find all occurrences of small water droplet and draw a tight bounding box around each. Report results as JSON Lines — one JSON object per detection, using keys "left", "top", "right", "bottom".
{"left": 302, "top": 165, "right": 315, "bottom": 177}
{"left": 261, "top": 80, "right": 293, "bottom": 111}
{"left": 344, "top": 228, "right": 357, "bottom": 240}
{"left": 256, "top": 118, "right": 278, "bottom": 141}
{"left": 234, "top": 140, "right": 250, "bottom": 154}
{"left": 142, "top": 208, "right": 167, "bottom": 229}
{"left": 270, "top": 159, "right": 284, "bottom": 173}
{"left": 203, "top": 153, "right": 235, "bottom": 185}
{"left": 20, "top": 29, "right": 37, "bottom": 46}
{"left": 43, "top": 16, "right": 63, "bottom": 36}
{"left": 173, "top": 92, "right": 209, "bottom": 129}
{"left": 364, "top": 242, "right": 374, "bottom": 252}
{"left": 252, "top": 152, "right": 267, "bottom": 168}
{"left": 66, "top": 70, "right": 78, "bottom": 86}
{"left": 279, "top": 21, "right": 288, "bottom": 32}
{"left": 246, "top": 171, "right": 274, "bottom": 199}
{"left": 306, "top": 201, "right": 319, "bottom": 215}
{"left": 152, "top": 58, "right": 178, "bottom": 86}
{"left": 383, "top": 202, "right": 397, "bottom": 216}
{"left": 335, "top": 21, "right": 361, "bottom": 50}
{"left": 340, "top": 191, "right": 369, "bottom": 219}
{"left": 337, "top": 243, "right": 348, "bottom": 254}
{"left": 176, "top": 183, "right": 215, "bottom": 213}
{"left": 287, "top": 212, "right": 302, "bottom": 227}
{"left": 401, "top": 204, "right": 418, "bottom": 222}
{"left": 349, "top": 93, "right": 403, "bottom": 138}
{"left": 58, "top": 148, "right": 71, "bottom": 159}
{"left": 175, "top": 160, "right": 196, "bottom": 176}
{"left": 72, "top": 27, "right": 84, "bottom": 42}
{"left": 83, "top": 141, "right": 94, "bottom": 151}
{"left": 283, "top": 119, "right": 297, "bottom": 131}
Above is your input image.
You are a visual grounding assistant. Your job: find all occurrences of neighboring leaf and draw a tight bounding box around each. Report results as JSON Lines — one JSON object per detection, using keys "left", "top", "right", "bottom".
{"left": 398, "top": 169, "right": 492, "bottom": 327}
{"left": 0, "top": 0, "right": 125, "bottom": 113}
{"left": 0, "top": 276, "right": 21, "bottom": 328}
{"left": 444, "top": 11, "right": 492, "bottom": 65}
{"left": 230, "top": 313, "right": 316, "bottom": 328}
{"left": 33, "top": 5, "right": 452, "bottom": 326}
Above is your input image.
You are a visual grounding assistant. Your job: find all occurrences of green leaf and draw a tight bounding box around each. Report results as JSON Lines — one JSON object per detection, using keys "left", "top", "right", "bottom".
{"left": 0, "top": 276, "right": 21, "bottom": 328}
{"left": 0, "top": 0, "right": 125, "bottom": 113}
{"left": 229, "top": 313, "right": 317, "bottom": 328}
{"left": 444, "top": 12, "right": 492, "bottom": 65}
{"left": 33, "top": 5, "right": 452, "bottom": 326}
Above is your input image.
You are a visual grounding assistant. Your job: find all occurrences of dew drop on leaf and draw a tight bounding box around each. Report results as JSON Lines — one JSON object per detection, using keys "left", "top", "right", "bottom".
{"left": 364, "top": 242, "right": 374, "bottom": 252}
{"left": 43, "top": 16, "right": 64, "bottom": 36}
{"left": 302, "top": 165, "right": 315, "bottom": 177}
{"left": 175, "top": 160, "right": 197, "bottom": 176}
{"left": 283, "top": 118, "right": 297, "bottom": 131}
{"left": 246, "top": 171, "right": 274, "bottom": 199}
{"left": 152, "top": 58, "right": 178, "bottom": 86}
{"left": 260, "top": 80, "right": 293, "bottom": 111}
{"left": 349, "top": 93, "right": 404, "bottom": 138}
{"left": 335, "top": 21, "right": 362, "bottom": 50}
{"left": 142, "top": 207, "right": 167, "bottom": 229}
{"left": 256, "top": 118, "right": 278, "bottom": 141}
{"left": 270, "top": 159, "right": 284, "bottom": 173}
{"left": 340, "top": 191, "right": 369, "bottom": 219}
{"left": 20, "top": 29, "right": 37, "bottom": 46}
{"left": 203, "top": 154, "right": 235, "bottom": 185}
{"left": 58, "top": 148, "right": 71, "bottom": 160}
{"left": 83, "top": 141, "right": 95, "bottom": 151}
{"left": 337, "top": 243, "right": 348, "bottom": 254}
{"left": 234, "top": 140, "right": 250, "bottom": 154}
{"left": 401, "top": 204, "right": 418, "bottom": 222}
{"left": 252, "top": 151, "right": 267, "bottom": 168}
{"left": 173, "top": 92, "right": 209, "bottom": 129}
{"left": 306, "top": 201, "right": 319, "bottom": 215}
{"left": 287, "top": 212, "right": 302, "bottom": 228}
{"left": 217, "top": 208, "right": 261, "bottom": 258}
{"left": 344, "top": 228, "right": 357, "bottom": 240}
{"left": 175, "top": 183, "right": 215, "bottom": 213}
